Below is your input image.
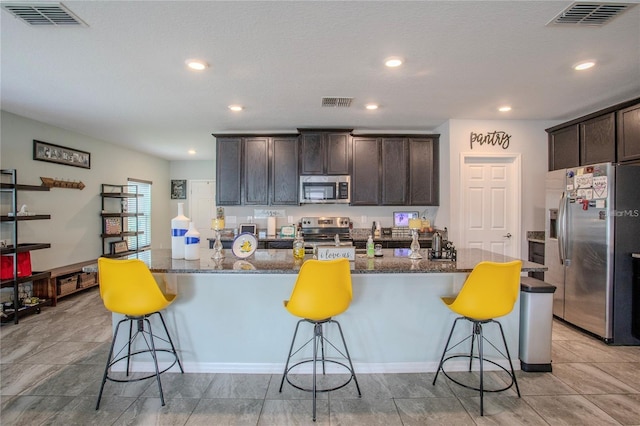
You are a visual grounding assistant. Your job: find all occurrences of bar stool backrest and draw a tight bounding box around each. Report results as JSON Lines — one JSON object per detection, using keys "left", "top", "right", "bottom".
{"left": 97, "top": 257, "right": 173, "bottom": 316}
{"left": 285, "top": 258, "right": 352, "bottom": 321}
{"left": 448, "top": 260, "right": 522, "bottom": 320}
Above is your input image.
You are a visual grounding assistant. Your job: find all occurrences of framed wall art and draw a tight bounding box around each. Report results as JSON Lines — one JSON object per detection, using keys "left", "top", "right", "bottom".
{"left": 33, "top": 140, "right": 91, "bottom": 169}
{"left": 111, "top": 240, "right": 129, "bottom": 254}
{"left": 171, "top": 179, "right": 187, "bottom": 199}
{"left": 104, "top": 217, "right": 122, "bottom": 235}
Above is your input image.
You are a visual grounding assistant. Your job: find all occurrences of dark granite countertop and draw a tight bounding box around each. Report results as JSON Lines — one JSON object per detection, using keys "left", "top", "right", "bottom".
{"left": 527, "top": 231, "right": 545, "bottom": 243}
{"left": 208, "top": 235, "right": 433, "bottom": 243}
{"left": 94, "top": 248, "right": 546, "bottom": 274}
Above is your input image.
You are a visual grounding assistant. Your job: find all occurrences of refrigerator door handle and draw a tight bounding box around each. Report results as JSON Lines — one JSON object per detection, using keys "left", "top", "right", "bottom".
{"left": 558, "top": 191, "right": 566, "bottom": 264}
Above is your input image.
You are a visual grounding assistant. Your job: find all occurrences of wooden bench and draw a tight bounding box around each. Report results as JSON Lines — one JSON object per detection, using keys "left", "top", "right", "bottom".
{"left": 32, "top": 260, "right": 99, "bottom": 306}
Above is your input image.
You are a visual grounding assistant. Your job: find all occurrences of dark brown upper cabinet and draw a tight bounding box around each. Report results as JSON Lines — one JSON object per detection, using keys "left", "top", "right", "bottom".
{"left": 580, "top": 113, "right": 615, "bottom": 166}
{"left": 351, "top": 135, "right": 439, "bottom": 206}
{"left": 351, "top": 137, "right": 380, "bottom": 205}
{"left": 215, "top": 137, "right": 242, "bottom": 205}
{"left": 270, "top": 137, "right": 299, "bottom": 205}
{"left": 214, "top": 135, "right": 298, "bottom": 206}
{"left": 243, "top": 137, "right": 269, "bottom": 205}
{"left": 617, "top": 102, "right": 640, "bottom": 163}
{"left": 299, "top": 130, "right": 352, "bottom": 175}
{"left": 408, "top": 138, "right": 439, "bottom": 206}
{"left": 381, "top": 138, "right": 408, "bottom": 205}
{"left": 548, "top": 125, "right": 579, "bottom": 171}
{"left": 547, "top": 97, "right": 640, "bottom": 170}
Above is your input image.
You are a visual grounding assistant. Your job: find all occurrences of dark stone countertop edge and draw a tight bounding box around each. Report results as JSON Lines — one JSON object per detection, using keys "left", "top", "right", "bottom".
{"left": 208, "top": 236, "right": 433, "bottom": 242}
{"left": 89, "top": 248, "right": 546, "bottom": 275}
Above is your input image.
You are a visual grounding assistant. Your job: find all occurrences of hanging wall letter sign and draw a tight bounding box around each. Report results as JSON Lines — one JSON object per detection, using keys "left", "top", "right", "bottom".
{"left": 470, "top": 131, "right": 512, "bottom": 150}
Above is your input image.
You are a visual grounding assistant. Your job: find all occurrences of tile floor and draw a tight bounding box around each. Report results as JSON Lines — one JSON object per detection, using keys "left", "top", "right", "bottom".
{"left": 1, "top": 288, "right": 640, "bottom": 425}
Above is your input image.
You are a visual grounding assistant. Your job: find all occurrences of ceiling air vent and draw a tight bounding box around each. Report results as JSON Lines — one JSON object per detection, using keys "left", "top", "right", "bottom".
{"left": 2, "top": 2, "right": 87, "bottom": 26}
{"left": 548, "top": 2, "right": 635, "bottom": 26}
{"left": 321, "top": 97, "right": 353, "bottom": 108}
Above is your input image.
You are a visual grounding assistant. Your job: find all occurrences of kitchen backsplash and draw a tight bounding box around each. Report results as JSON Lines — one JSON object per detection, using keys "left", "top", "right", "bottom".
{"left": 216, "top": 205, "right": 441, "bottom": 234}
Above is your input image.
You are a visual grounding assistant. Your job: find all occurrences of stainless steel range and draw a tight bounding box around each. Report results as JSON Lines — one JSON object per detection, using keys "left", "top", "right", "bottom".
{"left": 300, "top": 216, "right": 352, "bottom": 243}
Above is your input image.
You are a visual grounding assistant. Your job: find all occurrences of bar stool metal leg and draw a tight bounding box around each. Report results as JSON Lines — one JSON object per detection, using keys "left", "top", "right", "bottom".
{"left": 96, "top": 317, "right": 125, "bottom": 410}
{"left": 333, "top": 319, "right": 361, "bottom": 397}
{"left": 279, "top": 319, "right": 303, "bottom": 393}
{"left": 312, "top": 322, "right": 318, "bottom": 421}
{"left": 144, "top": 317, "right": 165, "bottom": 406}
{"left": 433, "top": 317, "right": 519, "bottom": 416}
{"left": 96, "top": 313, "right": 183, "bottom": 410}
{"left": 432, "top": 317, "right": 462, "bottom": 385}
{"left": 469, "top": 322, "right": 476, "bottom": 372}
{"left": 497, "top": 320, "right": 520, "bottom": 397}
{"left": 157, "top": 311, "right": 184, "bottom": 373}
{"left": 477, "top": 322, "right": 484, "bottom": 415}
{"left": 279, "top": 318, "right": 361, "bottom": 421}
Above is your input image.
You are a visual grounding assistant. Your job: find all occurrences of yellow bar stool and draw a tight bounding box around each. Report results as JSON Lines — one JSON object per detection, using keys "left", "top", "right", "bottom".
{"left": 279, "top": 258, "right": 361, "bottom": 421}
{"left": 432, "top": 260, "right": 522, "bottom": 416}
{"left": 95, "top": 258, "right": 183, "bottom": 410}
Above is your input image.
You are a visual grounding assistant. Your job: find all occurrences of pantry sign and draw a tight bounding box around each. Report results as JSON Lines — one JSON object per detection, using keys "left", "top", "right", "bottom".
{"left": 470, "top": 131, "right": 511, "bottom": 150}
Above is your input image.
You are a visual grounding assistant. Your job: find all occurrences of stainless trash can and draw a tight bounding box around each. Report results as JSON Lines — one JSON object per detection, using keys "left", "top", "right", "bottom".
{"left": 519, "top": 277, "right": 556, "bottom": 372}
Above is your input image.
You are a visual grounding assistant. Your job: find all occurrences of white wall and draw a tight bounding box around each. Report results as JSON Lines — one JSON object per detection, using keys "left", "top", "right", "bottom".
{"left": 443, "top": 119, "right": 558, "bottom": 257}
{"left": 1, "top": 110, "right": 560, "bottom": 270}
{"left": 169, "top": 160, "right": 214, "bottom": 219}
{"left": 0, "top": 111, "right": 171, "bottom": 270}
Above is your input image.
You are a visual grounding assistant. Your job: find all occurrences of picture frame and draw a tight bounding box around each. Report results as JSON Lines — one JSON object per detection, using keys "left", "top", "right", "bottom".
{"left": 171, "top": 179, "right": 187, "bottom": 199}
{"left": 393, "top": 211, "right": 419, "bottom": 227}
{"left": 33, "top": 140, "right": 91, "bottom": 169}
{"left": 111, "top": 240, "right": 129, "bottom": 254}
{"left": 104, "top": 217, "right": 122, "bottom": 235}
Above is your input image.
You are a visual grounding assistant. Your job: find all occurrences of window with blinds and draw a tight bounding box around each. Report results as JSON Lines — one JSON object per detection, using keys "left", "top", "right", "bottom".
{"left": 127, "top": 178, "right": 151, "bottom": 250}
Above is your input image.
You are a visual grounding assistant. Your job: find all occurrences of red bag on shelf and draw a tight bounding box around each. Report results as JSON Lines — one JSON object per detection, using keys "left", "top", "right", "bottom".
{"left": 0, "top": 252, "right": 32, "bottom": 280}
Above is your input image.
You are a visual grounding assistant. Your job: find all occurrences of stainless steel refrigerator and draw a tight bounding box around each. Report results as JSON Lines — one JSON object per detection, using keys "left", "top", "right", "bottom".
{"left": 545, "top": 162, "right": 640, "bottom": 345}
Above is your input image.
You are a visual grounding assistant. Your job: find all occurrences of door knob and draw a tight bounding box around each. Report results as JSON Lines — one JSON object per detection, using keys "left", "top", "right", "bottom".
{"left": 503, "top": 233, "right": 512, "bottom": 239}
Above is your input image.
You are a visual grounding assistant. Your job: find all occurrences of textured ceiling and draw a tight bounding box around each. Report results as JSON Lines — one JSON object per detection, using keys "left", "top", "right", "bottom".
{"left": 1, "top": 1, "right": 639, "bottom": 160}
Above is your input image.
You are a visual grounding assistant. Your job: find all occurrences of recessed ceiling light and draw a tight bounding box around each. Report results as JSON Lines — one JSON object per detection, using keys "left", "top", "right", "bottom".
{"left": 188, "top": 150, "right": 197, "bottom": 155}
{"left": 228, "top": 105, "right": 243, "bottom": 112}
{"left": 574, "top": 60, "right": 596, "bottom": 71}
{"left": 365, "top": 104, "right": 379, "bottom": 110}
{"left": 185, "top": 59, "right": 209, "bottom": 71}
{"left": 384, "top": 57, "right": 403, "bottom": 67}
{"left": 498, "top": 106, "right": 512, "bottom": 112}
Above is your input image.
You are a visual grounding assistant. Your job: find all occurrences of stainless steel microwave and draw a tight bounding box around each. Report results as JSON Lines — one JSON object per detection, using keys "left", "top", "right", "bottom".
{"left": 299, "top": 175, "right": 350, "bottom": 204}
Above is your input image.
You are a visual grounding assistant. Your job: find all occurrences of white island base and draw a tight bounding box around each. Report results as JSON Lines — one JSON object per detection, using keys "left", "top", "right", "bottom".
{"left": 112, "top": 271, "right": 521, "bottom": 375}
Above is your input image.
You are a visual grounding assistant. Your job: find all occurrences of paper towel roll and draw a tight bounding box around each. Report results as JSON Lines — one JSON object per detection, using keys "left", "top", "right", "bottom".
{"left": 267, "top": 216, "right": 276, "bottom": 236}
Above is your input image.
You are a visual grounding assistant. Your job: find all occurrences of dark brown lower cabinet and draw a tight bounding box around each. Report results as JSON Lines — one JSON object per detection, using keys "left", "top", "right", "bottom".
{"left": 528, "top": 241, "right": 545, "bottom": 281}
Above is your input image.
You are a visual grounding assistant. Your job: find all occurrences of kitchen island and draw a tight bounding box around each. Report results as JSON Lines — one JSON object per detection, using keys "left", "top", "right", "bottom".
{"left": 102, "top": 248, "right": 545, "bottom": 374}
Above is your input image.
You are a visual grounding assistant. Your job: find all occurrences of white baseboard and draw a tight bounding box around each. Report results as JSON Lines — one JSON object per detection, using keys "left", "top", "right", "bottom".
{"left": 112, "top": 358, "right": 520, "bottom": 374}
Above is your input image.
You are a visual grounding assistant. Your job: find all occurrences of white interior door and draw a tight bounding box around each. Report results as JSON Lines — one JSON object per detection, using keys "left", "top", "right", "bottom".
{"left": 189, "top": 180, "right": 215, "bottom": 247}
{"left": 460, "top": 154, "right": 521, "bottom": 258}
